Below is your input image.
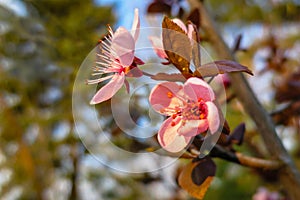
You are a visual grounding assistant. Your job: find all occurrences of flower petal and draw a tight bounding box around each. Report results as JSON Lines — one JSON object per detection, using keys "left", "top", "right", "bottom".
{"left": 172, "top": 18, "right": 187, "bottom": 33}
{"left": 187, "top": 23, "right": 194, "bottom": 41}
{"left": 149, "top": 82, "right": 183, "bottom": 115}
{"left": 178, "top": 119, "right": 208, "bottom": 137}
{"left": 206, "top": 101, "right": 220, "bottom": 134}
{"left": 90, "top": 73, "right": 125, "bottom": 104}
{"left": 148, "top": 36, "right": 168, "bottom": 59}
{"left": 183, "top": 77, "right": 215, "bottom": 102}
{"left": 131, "top": 8, "right": 140, "bottom": 42}
{"left": 111, "top": 27, "right": 135, "bottom": 66}
{"left": 158, "top": 117, "right": 192, "bottom": 153}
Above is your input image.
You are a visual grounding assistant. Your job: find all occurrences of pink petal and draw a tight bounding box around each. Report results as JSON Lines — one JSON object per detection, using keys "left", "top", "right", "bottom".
{"left": 187, "top": 24, "right": 194, "bottom": 41}
{"left": 148, "top": 36, "right": 168, "bottom": 59}
{"left": 90, "top": 73, "right": 125, "bottom": 104}
{"left": 158, "top": 117, "right": 192, "bottom": 153}
{"left": 149, "top": 82, "right": 183, "bottom": 115}
{"left": 131, "top": 8, "right": 140, "bottom": 42}
{"left": 172, "top": 18, "right": 187, "bottom": 33}
{"left": 183, "top": 77, "right": 215, "bottom": 102}
{"left": 111, "top": 27, "right": 135, "bottom": 66}
{"left": 178, "top": 119, "right": 208, "bottom": 137}
{"left": 206, "top": 101, "right": 220, "bottom": 134}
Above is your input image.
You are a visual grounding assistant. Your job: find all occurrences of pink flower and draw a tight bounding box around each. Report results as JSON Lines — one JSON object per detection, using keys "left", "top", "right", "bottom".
{"left": 149, "top": 77, "right": 220, "bottom": 152}
{"left": 253, "top": 187, "right": 281, "bottom": 200}
{"left": 149, "top": 18, "right": 195, "bottom": 60}
{"left": 88, "top": 9, "right": 144, "bottom": 105}
{"left": 217, "top": 73, "right": 231, "bottom": 88}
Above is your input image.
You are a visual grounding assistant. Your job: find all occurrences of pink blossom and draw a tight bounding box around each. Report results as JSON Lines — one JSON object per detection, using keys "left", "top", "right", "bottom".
{"left": 252, "top": 187, "right": 281, "bottom": 200}
{"left": 88, "top": 9, "right": 144, "bottom": 105}
{"left": 149, "top": 77, "right": 220, "bottom": 152}
{"left": 149, "top": 18, "right": 195, "bottom": 60}
{"left": 217, "top": 73, "right": 231, "bottom": 88}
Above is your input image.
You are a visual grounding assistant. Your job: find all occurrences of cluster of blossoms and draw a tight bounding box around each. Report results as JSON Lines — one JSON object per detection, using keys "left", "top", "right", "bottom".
{"left": 88, "top": 9, "right": 220, "bottom": 152}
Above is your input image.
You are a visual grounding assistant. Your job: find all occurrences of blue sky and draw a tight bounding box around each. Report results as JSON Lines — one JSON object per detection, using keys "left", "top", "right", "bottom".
{"left": 95, "top": 0, "right": 151, "bottom": 29}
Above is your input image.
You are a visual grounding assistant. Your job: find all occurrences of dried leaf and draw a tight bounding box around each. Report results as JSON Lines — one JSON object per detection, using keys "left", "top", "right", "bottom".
{"left": 195, "top": 60, "right": 253, "bottom": 77}
{"left": 178, "top": 158, "right": 216, "bottom": 199}
{"left": 162, "top": 16, "right": 192, "bottom": 74}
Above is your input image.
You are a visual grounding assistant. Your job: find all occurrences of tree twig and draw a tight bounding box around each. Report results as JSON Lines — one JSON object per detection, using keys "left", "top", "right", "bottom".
{"left": 191, "top": 145, "right": 282, "bottom": 170}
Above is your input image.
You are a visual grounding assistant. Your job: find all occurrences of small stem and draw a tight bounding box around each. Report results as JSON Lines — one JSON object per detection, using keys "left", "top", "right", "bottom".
{"left": 142, "top": 71, "right": 154, "bottom": 77}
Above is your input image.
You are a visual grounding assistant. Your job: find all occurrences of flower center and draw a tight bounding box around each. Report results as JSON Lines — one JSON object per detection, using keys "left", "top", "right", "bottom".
{"left": 181, "top": 99, "right": 208, "bottom": 120}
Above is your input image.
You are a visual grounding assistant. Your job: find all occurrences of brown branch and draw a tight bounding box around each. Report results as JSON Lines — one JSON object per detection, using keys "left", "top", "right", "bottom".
{"left": 187, "top": 0, "right": 300, "bottom": 199}
{"left": 208, "top": 145, "right": 282, "bottom": 170}
{"left": 235, "top": 152, "right": 281, "bottom": 170}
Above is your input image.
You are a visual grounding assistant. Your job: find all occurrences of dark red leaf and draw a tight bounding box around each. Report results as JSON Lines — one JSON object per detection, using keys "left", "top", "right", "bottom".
{"left": 178, "top": 7, "right": 185, "bottom": 18}
{"left": 227, "top": 123, "right": 245, "bottom": 145}
{"left": 195, "top": 60, "right": 253, "bottom": 77}
{"left": 147, "top": 2, "right": 171, "bottom": 15}
{"left": 275, "top": 71, "right": 300, "bottom": 102}
{"left": 191, "top": 158, "right": 216, "bottom": 185}
{"left": 232, "top": 34, "right": 243, "bottom": 52}
{"left": 187, "top": 8, "right": 200, "bottom": 29}
{"left": 162, "top": 16, "right": 192, "bottom": 74}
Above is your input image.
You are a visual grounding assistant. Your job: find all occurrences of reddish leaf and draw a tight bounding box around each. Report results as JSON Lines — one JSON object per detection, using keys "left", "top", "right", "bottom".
{"left": 147, "top": 2, "right": 171, "bottom": 15}
{"left": 272, "top": 101, "right": 300, "bottom": 125}
{"left": 178, "top": 158, "right": 216, "bottom": 199}
{"left": 187, "top": 8, "right": 200, "bottom": 29}
{"left": 178, "top": 7, "right": 185, "bottom": 18}
{"left": 275, "top": 71, "right": 300, "bottom": 102}
{"left": 232, "top": 34, "right": 243, "bottom": 52}
{"left": 227, "top": 123, "right": 245, "bottom": 145}
{"left": 195, "top": 60, "right": 253, "bottom": 77}
{"left": 151, "top": 72, "right": 187, "bottom": 82}
{"left": 162, "top": 16, "right": 192, "bottom": 74}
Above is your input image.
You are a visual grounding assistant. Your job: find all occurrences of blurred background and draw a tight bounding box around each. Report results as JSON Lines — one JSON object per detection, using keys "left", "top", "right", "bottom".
{"left": 0, "top": 0, "right": 300, "bottom": 199}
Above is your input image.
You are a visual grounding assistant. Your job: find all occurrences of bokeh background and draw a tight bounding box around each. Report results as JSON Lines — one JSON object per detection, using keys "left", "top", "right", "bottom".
{"left": 0, "top": 0, "right": 300, "bottom": 199}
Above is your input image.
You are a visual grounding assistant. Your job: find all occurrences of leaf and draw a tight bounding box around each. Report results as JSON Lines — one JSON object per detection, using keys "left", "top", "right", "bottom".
{"left": 195, "top": 60, "right": 253, "bottom": 77}
{"left": 147, "top": 2, "right": 171, "bottom": 15}
{"left": 162, "top": 16, "right": 192, "bottom": 74}
{"left": 151, "top": 72, "right": 189, "bottom": 82}
{"left": 227, "top": 123, "right": 245, "bottom": 145}
{"left": 178, "top": 157, "right": 216, "bottom": 199}
{"left": 187, "top": 8, "right": 200, "bottom": 29}
{"left": 275, "top": 71, "right": 300, "bottom": 102}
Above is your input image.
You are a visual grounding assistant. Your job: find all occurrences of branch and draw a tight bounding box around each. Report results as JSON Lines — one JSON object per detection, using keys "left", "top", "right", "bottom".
{"left": 190, "top": 145, "right": 282, "bottom": 170}
{"left": 187, "top": 0, "right": 300, "bottom": 198}
{"left": 209, "top": 145, "right": 282, "bottom": 170}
